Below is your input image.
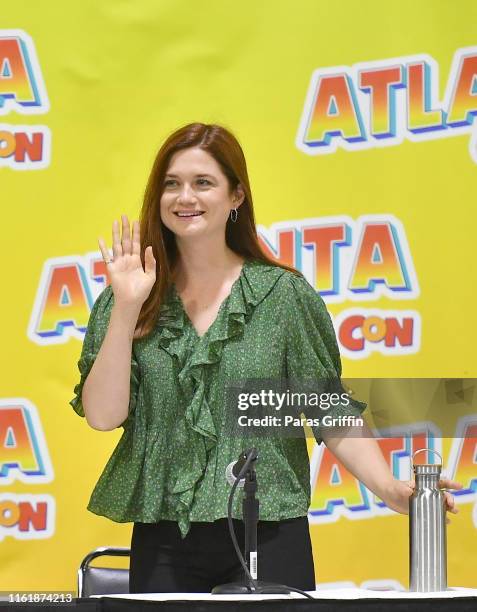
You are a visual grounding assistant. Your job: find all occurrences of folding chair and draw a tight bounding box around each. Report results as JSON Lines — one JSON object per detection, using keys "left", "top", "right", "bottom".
{"left": 77, "top": 546, "right": 130, "bottom": 597}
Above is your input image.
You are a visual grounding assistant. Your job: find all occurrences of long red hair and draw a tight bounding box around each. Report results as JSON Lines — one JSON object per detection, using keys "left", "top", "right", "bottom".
{"left": 136, "top": 122, "right": 300, "bottom": 337}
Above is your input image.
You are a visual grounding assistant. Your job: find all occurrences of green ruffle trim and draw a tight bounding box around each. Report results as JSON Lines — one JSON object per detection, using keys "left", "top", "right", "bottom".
{"left": 156, "top": 259, "right": 287, "bottom": 537}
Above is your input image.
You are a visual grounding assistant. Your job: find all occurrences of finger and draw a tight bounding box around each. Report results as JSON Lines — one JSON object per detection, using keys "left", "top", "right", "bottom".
{"left": 439, "top": 478, "right": 463, "bottom": 490}
{"left": 444, "top": 492, "right": 459, "bottom": 514}
{"left": 98, "top": 238, "right": 112, "bottom": 263}
{"left": 112, "top": 219, "right": 123, "bottom": 259}
{"left": 121, "top": 214, "right": 132, "bottom": 256}
{"left": 446, "top": 517, "right": 451, "bottom": 525}
{"left": 444, "top": 491, "right": 454, "bottom": 509}
{"left": 144, "top": 246, "right": 156, "bottom": 277}
{"left": 132, "top": 220, "right": 141, "bottom": 256}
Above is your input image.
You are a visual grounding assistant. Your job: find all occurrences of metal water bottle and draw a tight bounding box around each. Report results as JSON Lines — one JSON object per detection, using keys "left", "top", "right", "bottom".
{"left": 409, "top": 449, "right": 447, "bottom": 592}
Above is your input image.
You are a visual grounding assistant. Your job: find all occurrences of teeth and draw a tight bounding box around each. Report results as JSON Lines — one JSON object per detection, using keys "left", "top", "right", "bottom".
{"left": 176, "top": 212, "right": 204, "bottom": 217}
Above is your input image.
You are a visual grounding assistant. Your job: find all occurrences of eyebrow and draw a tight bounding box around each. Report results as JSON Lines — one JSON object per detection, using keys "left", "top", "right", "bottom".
{"left": 165, "top": 173, "right": 215, "bottom": 179}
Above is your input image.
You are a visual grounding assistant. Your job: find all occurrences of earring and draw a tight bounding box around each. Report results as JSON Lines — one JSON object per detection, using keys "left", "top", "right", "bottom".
{"left": 230, "top": 208, "right": 238, "bottom": 223}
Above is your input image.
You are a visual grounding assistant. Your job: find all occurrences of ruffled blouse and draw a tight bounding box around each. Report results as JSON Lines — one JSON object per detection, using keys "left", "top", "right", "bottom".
{"left": 70, "top": 259, "right": 366, "bottom": 537}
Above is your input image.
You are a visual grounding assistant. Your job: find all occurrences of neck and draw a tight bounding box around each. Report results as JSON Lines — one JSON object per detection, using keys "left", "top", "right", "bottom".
{"left": 172, "top": 235, "right": 245, "bottom": 290}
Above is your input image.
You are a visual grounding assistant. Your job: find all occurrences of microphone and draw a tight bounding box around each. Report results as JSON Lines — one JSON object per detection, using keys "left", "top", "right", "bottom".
{"left": 225, "top": 448, "right": 258, "bottom": 487}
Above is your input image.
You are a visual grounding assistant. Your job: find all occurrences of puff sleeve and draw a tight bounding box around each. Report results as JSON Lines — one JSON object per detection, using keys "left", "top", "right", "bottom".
{"left": 284, "top": 273, "right": 366, "bottom": 444}
{"left": 69, "top": 285, "right": 140, "bottom": 429}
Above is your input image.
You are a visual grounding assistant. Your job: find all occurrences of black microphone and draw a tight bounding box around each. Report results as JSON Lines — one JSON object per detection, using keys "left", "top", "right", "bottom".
{"left": 225, "top": 448, "right": 258, "bottom": 487}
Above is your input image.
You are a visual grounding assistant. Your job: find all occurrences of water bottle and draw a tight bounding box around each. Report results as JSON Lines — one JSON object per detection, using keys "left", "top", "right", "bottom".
{"left": 409, "top": 448, "right": 447, "bottom": 592}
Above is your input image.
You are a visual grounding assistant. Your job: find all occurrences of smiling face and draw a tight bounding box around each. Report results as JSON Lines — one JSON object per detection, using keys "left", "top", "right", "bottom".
{"left": 160, "top": 147, "right": 243, "bottom": 242}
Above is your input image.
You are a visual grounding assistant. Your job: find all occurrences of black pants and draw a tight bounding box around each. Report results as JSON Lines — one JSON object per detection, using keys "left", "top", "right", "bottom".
{"left": 129, "top": 517, "right": 315, "bottom": 593}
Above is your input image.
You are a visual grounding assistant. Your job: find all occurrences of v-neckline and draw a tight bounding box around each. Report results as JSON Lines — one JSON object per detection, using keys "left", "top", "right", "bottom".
{"left": 171, "top": 260, "right": 248, "bottom": 340}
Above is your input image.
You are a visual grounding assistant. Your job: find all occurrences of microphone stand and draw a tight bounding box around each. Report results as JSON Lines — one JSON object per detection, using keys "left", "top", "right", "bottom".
{"left": 212, "top": 450, "right": 290, "bottom": 595}
{"left": 243, "top": 462, "right": 259, "bottom": 582}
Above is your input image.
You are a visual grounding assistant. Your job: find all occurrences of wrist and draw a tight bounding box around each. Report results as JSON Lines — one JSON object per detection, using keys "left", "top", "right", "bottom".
{"left": 111, "top": 303, "right": 141, "bottom": 336}
{"left": 375, "top": 475, "right": 398, "bottom": 503}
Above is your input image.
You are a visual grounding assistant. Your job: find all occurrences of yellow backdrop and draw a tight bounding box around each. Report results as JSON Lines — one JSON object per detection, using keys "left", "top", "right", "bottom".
{"left": 1, "top": 0, "right": 476, "bottom": 593}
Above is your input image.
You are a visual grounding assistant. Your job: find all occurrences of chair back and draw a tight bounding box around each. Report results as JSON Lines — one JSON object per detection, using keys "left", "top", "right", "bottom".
{"left": 78, "top": 546, "right": 130, "bottom": 597}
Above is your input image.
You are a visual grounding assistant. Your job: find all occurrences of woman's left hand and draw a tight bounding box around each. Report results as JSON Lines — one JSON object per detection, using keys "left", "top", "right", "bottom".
{"left": 381, "top": 478, "right": 463, "bottom": 522}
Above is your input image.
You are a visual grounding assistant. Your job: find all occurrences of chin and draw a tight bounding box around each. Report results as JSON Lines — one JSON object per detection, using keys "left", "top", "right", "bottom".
{"left": 168, "top": 223, "right": 209, "bottom": 239}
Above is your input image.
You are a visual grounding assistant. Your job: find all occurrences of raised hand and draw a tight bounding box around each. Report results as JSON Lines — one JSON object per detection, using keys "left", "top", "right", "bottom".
{"left": 98, "top": 214, "right": 156, "bottom": 309}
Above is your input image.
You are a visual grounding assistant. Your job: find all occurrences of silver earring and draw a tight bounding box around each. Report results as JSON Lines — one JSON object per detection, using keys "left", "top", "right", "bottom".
{"left": 230, "top": 208, "right": 238, "bottom": 223}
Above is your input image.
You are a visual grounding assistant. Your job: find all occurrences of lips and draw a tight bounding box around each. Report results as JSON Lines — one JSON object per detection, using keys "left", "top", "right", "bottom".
{"left": 174, "top": 211, "right": 205, "bottom": 217}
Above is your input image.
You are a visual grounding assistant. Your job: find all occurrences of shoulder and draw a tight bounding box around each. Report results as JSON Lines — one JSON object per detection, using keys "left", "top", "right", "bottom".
{"left": 266, "top": 267, "right": 333, "bottom": 331}
{"left": 239, "top": 259, "right": 282, "bottom": 304}
{"left": 243, "top": 260, "right": 327, "bottom": 317}
{"left": 265, "top": 264, "right": 323, "bottom": 306}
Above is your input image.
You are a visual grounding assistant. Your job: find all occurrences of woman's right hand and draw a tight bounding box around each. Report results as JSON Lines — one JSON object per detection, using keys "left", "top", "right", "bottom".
{"left": 98, "top": 214, "right": 156, "bottom": 309}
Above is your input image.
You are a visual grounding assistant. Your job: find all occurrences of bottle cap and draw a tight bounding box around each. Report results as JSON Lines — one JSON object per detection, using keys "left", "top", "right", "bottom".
{"left": 413, "top": 464, "right": 441, "bottom": 475}
{"left": 411, "top": 448, "right": 443, "bottom": 478}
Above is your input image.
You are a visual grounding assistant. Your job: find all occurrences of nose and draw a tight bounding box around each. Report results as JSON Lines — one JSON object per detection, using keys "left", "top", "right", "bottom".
{"left": 176, "top": 183, "right": 197, "bottom": 205}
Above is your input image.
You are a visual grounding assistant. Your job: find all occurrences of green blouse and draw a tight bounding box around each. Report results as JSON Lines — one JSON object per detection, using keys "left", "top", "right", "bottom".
{"left": 70, "top": 259, "right": 366, "bottom": 537}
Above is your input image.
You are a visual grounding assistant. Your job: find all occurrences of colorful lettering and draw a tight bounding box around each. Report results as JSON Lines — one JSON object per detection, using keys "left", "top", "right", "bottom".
{"left": 0, "top": 400, "right": 53, "bottom": 484}
{"left": 297, "top": 47, "right": 477, "bottom": 162}
{"left": 0, "top": 31, "right": 49, "bottom": 114}
{"left": 335, "top": 309, "right": 421, "bottom": 359}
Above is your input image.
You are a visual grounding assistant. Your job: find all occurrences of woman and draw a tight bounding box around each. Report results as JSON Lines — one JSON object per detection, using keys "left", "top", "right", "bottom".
{"left": 71, "top": 123, "right": 460, "bottom": 593}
